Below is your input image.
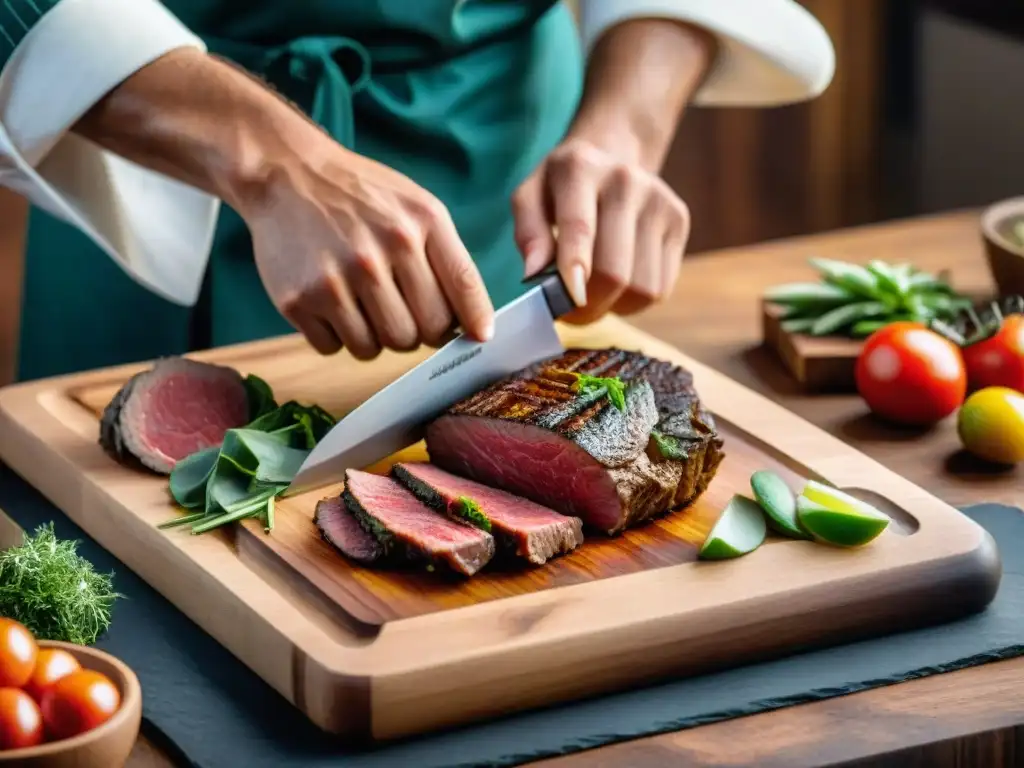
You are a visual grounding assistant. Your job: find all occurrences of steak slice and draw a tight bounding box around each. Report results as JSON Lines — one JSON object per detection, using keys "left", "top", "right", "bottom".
{"left": 342, "top": 469, "right": 495, "bottom": 576}
{"left": 100, "top": 357, "right": 251, "bottom": 474}
{"left": 314, "top": 497, "right": 382, "bottom": 565}
{"left": 392, "top": 462, "right": 583, "bottom": 565}
{"left": 425, "top": 348, "right": 723, "bottom": 534}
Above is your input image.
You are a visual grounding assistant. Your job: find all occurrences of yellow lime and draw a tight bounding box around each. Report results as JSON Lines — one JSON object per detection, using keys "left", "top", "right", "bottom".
{"left": 797, "top": 481, "right": 890, "bottom": 547}
{"left": 957, "top": 386, "right": 1024, "bottom": 465}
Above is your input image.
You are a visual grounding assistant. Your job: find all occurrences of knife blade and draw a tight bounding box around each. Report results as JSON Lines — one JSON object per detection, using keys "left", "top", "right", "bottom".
{"left": 285, "top": 270, "right": 575, "bottom": 495}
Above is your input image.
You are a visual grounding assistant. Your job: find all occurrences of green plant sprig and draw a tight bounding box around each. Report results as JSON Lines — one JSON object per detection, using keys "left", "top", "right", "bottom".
{"left": 0, "top": 523, "right": 120, "bottom": 645}
{"left": 764, "top": 257, "right": 973, "bottom": 338}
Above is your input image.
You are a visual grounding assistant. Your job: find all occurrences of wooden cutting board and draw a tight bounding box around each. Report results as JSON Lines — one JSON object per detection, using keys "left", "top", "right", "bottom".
{"left": 0, "top": 317, "right": 1000, "bottom": 743}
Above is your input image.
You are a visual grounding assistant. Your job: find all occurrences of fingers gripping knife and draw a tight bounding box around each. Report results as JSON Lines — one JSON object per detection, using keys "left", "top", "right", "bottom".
{"left": 286, "top": 270, "right": 576, "bottom": 495}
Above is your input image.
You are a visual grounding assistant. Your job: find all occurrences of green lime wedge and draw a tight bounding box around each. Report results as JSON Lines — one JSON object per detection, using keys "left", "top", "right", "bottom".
{"left": 795, "top": 491, "right": 890, "bottom": 548}
{"left": 699, "top": 495, "right": 768, "bottom": 560}
{"left": 750, "top": 470, "right": 810, "bottom": 539}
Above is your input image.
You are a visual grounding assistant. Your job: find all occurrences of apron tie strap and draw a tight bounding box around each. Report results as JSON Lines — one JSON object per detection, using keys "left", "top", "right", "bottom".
{"left": 207, "top": 35, "right": 372, "bottom": 148}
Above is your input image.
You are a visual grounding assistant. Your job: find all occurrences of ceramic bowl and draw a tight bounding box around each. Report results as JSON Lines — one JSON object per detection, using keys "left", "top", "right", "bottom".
{"left": 981, "top": 196, "right": 1024, "bottom": 297}
{"left": 0, "top": 641, "right": 142, "bottom": 768}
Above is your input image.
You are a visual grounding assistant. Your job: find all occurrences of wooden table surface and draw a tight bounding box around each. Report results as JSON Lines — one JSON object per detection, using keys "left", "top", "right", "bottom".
{"left": 128, "top": 209, "right": 1023, "bottom": 767}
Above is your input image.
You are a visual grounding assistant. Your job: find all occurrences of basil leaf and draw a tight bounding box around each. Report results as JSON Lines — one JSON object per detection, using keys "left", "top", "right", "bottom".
{"left": 168, "top": 447, "right": 219, "bottom": 509}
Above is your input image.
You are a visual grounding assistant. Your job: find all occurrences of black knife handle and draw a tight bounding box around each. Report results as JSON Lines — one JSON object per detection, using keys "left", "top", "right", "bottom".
{"left": 523, "top": 265, "right": 576, "bottom": 320}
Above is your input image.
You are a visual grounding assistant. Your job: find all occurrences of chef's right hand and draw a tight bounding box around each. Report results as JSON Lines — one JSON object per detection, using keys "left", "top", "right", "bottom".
{"left": 242, "top": 146, "right": 495, "bottom": 359}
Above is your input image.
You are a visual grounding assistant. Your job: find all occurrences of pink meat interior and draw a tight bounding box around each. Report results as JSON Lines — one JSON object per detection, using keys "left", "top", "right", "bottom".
{"left": 346, "top": 470, "right": 488, "bottom": 548}
{"left": 398, "top": 462, "right": 567, "bottom": 529}
{"left": 425, "top": 416, "right": 623, "bottom": 531}
{"left": 139, "top": 371, "right": 248, "bottom": 461}
{"left": 315, "top": 497, "right": 380, "bottom": 561}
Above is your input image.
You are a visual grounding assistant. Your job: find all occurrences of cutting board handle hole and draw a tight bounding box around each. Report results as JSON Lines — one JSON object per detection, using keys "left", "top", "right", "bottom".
{"left": 837, "top": 487, "right": 919, "bottom": 536}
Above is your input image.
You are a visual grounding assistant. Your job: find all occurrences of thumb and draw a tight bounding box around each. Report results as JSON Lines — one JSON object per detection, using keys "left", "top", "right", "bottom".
{"left": 511, "top": 172, "right": 555, "bottom": 279}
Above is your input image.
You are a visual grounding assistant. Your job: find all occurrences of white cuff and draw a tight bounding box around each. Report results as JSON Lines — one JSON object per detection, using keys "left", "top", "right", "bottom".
{"left": 0, "top": 0, "right": 220, "bottom": 307}
{"left": 578, "top": 0, "right": 836, "bottom": 107}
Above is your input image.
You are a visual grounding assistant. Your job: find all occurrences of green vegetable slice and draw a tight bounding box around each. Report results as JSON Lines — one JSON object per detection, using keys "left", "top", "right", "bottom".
{"left": 810, "top": 301, "right": 889, "bottom": 336}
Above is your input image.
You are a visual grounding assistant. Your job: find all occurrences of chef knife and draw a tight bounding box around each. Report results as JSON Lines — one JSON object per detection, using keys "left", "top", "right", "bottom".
{"left": 285, "top": 269, "right": 576, "bottom": 495}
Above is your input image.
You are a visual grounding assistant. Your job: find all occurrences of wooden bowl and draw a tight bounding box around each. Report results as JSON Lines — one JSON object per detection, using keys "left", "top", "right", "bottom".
{"left": 981, "top": 196, "right": 1024, "bottom": 297}
{"left": 0, "top": 641, "right": 142, "bottom": 768}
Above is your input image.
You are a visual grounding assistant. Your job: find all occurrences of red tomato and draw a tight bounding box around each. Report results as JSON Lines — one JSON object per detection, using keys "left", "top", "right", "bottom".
{"left": 0, "top": 687, "right": 44, "bottom": 750}
{"left": 23, "top": 649, "right": 81, "bottom": 704}
{"left": 0, "top": 619, "right": 38, "bottom": 689}
{"left": 40, "top": 670, "right": 121, "bottom": 741}
{"left": 962, "top": 314, "right": 1024, "bottom": 393}
{"left": 855, "top": 321, "right": 967, "bottom": 425}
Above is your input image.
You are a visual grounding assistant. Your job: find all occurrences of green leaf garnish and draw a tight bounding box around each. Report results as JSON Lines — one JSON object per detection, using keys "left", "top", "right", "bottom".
{"left": 162, "top": 381, "right": 338, "bottom": 536}
{"left": 0, "top": 523, "right": 121, "bottom": 645}
{"left": 650, "top": 429, "right": 686, "bottom": 461}
{"left": 573, "top": 374, "right": 627, "bottom": 411}
{"left": 447, "top": 495, "right": 491, "bottom": 532}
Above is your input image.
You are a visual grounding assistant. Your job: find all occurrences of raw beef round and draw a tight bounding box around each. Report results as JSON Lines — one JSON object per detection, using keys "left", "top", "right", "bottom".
{"left": 99, "top": 357, "right": 251, "bottom": 474}
{"left": 424, "top": 348, "right": 724, "bottom": 534}
{"left": 342, "top": 469, "right": 495, "bottom": 576}
{"left": 392, "top": 462, "right": 583, "bottom": 565}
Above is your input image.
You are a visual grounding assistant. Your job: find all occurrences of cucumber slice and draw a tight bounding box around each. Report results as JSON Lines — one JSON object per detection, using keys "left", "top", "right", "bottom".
{"left": 699, "top": 495, "right": 768, "bottom": 560}
{"left": 749, "top": 470, "right": 810, "bottom": 539}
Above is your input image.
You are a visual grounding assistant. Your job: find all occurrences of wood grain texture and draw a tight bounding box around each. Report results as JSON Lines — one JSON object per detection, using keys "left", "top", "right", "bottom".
{"left": 761, "top": 301, "right": 865, "bottom": 392}
{"left": 0, "top": 316, "right": 1000, "bottom": 743}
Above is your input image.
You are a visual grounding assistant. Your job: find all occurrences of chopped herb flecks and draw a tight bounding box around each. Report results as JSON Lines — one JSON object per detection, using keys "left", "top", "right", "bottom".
{"left": 449, "top": 496, "right": 491, "bottom": 532}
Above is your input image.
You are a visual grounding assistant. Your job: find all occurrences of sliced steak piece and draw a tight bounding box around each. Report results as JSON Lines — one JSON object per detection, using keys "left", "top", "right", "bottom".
{"left": 392, "top": 462, "right": 583, "bottom": 565}
{"left": 100, "top": 358, "right": 251, "bottom": 474}
{"left": 314, "top": 497, "right": 382, "bottom": 565}
{"left": 343, "top": 469, "right": 495, "bottom": 576}
{"left": 425, "top": 348, "right": 723, "bottom": 534}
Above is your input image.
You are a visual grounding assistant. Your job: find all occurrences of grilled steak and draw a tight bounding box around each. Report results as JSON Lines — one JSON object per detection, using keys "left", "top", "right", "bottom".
{"left": 342, "top": 469, "right": 495, "bottom": 576}
{"left": 314, "top": 497, "right": 382, "bottom": 564}
{"left": 99, "top": 358, "right": 251, "bottom": 474}
{"left": 392, "top": 462, "right": 584, "bottom": 565}
{"left": 424, "top": 348, "right": 724, "bottom": 534}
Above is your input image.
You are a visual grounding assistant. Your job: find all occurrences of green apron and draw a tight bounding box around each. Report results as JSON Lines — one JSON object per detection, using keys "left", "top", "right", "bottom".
{"left": 18, "top": 0, "right": 581, "bottom": 381}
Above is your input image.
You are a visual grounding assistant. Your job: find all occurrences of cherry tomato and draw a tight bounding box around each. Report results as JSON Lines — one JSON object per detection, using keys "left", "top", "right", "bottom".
{"left": 962, "top": 314, "right": 1024, "bottom": 393}
{"left": 23, "top": 649, "right": 81, "bottom": 704}
{"left": 0, "top": 619, "right": 38, "bottom": 689}
{"left": 855, "top": 321, "right": 967, "bottom": 425}
{"left": 0, "top": 687, "right": 44, "bottom": 750}
{"left": 40, "top": 669, "right": 120, "bottom": 741}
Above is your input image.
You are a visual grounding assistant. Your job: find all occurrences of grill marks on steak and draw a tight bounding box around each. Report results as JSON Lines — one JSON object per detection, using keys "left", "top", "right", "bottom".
{"left": 99, "top": 358, "right": 251, "bottom": 474}
{"left": 392, "top": 462, "right": 583, "bottom": 565}
{"left": 314, "top": 497, "right": 382, "bottom": 564}
{"left": 424, "top": 348, "right": 724, "bottom": 534}
{"left": 342, "top": 469, "right": 495, "bottom": 576}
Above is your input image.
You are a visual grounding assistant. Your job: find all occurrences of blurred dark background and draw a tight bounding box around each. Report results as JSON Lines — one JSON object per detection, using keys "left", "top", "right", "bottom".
{"left": 659, "top": 0, "right": 1024, "bottom": 253}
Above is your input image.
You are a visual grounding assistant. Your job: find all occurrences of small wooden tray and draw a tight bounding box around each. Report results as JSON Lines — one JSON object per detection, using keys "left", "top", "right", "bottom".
{"left": 762, "top": 301, "right": 864, "bottom": 392}
{"left": 0, "top": 318, "right": 1001, "bottom": 742}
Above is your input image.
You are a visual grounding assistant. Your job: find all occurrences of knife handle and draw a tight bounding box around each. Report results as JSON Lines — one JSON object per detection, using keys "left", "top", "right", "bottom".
{"left": 523, "top": 266, "right": 577, "bottom": 320}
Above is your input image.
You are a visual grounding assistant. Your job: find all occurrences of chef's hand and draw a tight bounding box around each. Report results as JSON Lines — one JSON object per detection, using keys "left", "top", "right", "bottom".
{"left": 244, "top": 147, "right": 494, "bottom": 359}
{"left": 512, "top": 136, "right": 690, "bottom": 324}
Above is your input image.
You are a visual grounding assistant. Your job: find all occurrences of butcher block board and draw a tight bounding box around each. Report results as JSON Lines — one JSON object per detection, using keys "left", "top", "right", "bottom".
{"left": 762, "top": 300, "right": 864, "bottom": 392}
{"left": 0, "top": 317, "right": 1000, "bottom": 743}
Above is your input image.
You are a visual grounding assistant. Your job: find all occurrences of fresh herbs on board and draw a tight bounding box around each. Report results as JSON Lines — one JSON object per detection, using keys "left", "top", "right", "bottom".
{"left": 161, "top": 376, "right": 336, "bottom": 535}
{"left": 0, "top": 523, "right": 120, "bottom": 645}
{"left": 764, "top": 257, "right": 972, "bottom": 338}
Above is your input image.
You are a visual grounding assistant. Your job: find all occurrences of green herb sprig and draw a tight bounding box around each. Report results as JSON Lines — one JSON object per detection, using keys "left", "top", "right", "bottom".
{"left": 0, "top": 523, "right": 120, "bottom": 645}
{"left": 764, "top": 258, "right": 973, "bottom": 338}
{"left": 161, "top": 382, "right": 337, "bottom": 535}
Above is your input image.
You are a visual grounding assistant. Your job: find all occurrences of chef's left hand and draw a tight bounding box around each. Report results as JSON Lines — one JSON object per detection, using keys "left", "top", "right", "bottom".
{"left": 512, "top": 135, "right": 690, "bottom": 324}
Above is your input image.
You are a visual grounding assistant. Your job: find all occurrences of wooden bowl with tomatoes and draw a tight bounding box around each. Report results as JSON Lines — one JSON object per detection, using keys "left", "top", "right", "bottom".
{"left": 0, "top": 620, "right": 141, "bottom": 768}
{"left": 982, "top": 196, "right": 1024, "bottom": 297}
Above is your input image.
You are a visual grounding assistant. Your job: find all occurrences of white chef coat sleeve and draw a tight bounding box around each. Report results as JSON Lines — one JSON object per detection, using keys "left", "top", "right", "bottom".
{"left": 0, "top": 0, "right": 221, "bottom": 307}
{"left": 576, "top": 0, "right": 836, "bottom": 107}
